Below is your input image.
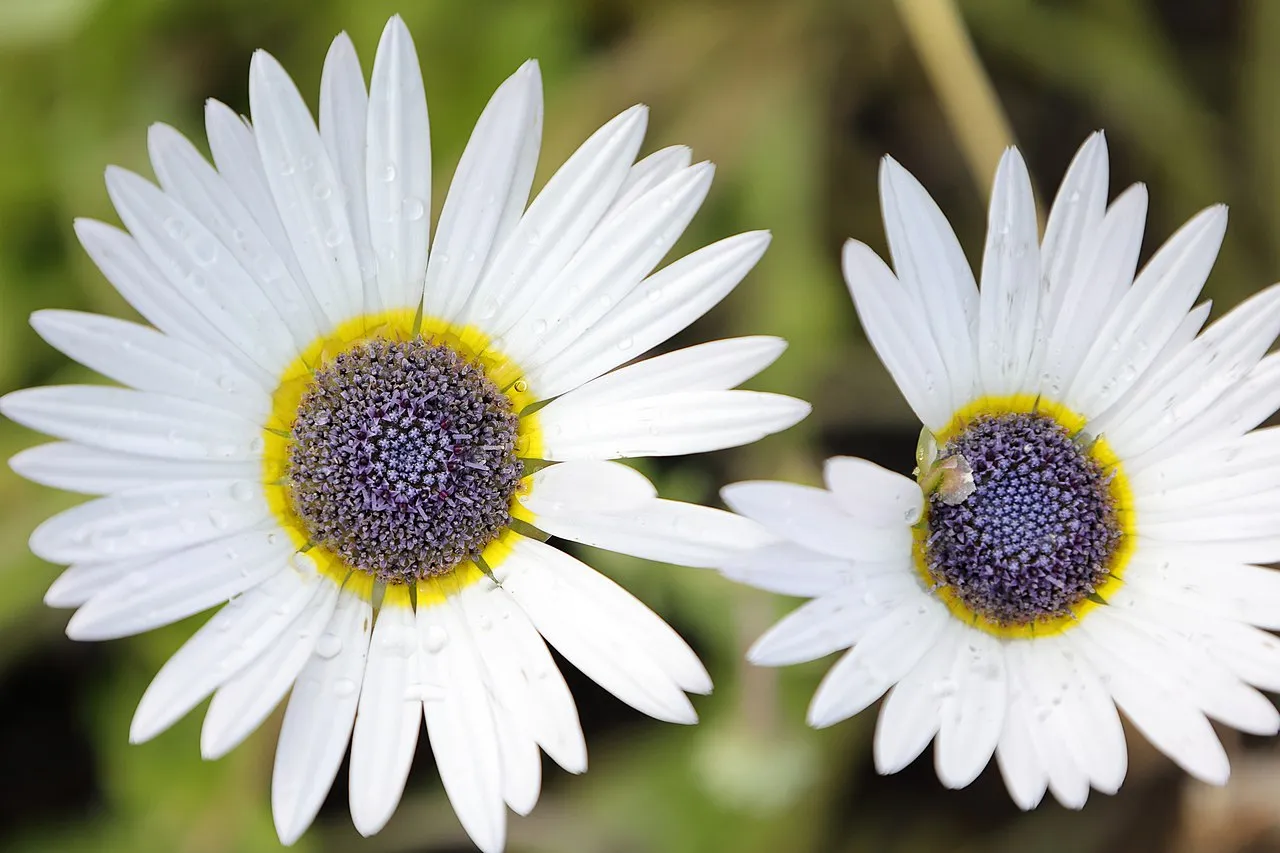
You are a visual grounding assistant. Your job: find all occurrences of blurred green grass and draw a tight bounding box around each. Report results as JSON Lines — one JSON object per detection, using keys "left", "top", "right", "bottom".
{"left": 1, "top": 1, "right": 1278, "bottom": 851}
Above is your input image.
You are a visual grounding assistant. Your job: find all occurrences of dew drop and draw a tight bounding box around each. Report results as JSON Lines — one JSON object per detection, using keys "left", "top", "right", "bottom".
{"left": 382, "top": 163, "right": 398, "bottom": 182}
{"left": 646, "top": 287, "right": 663, "bottom": 302}
{"left": 532, "top": 319, "right": 548, "bottom": 335}
{"left": 324, "top": 227, "right": 344, "bottom": 248}
{"left": 423, "top": 624, "right": 449, "bottom": 653}
{"left": 230, "top": 481, "right": 256, "bottom": 502}
{"left": 513, "top": 379, "right": 529, "bottom": 393}
{"left": 216, "top": 374, "right": 237, "bottom": 391}
{"left": 617, "top": 336, "right": 634, "bottom": 351}
{"left": 402, "top": 197, "right": 425, "bottom": 221}
{"left": 333, "top": 678, "right": 357, "bottom": 697}
{"left": 208, "top": 510, "right": 230, "bottom": 530}
{"left": 313, "top": 182, "right": 332, "bottom": 200}
{"left": 164, "top": 217, "right": 187, "bottom": 239}
{"left": 315, "top": 633, "right": 343, "bottom": 659}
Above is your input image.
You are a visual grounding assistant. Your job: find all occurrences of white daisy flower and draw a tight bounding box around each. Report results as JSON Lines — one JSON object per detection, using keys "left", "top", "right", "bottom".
{"left": 1, "top": 16, "right": 808, "bottom": 851}
{"left": 719, "top": 132, "right": 1280, "bottom": 809}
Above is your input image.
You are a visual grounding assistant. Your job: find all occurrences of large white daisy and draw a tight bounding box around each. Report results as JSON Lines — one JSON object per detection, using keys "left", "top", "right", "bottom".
{"left": 719, "top": 132, "right": 1280, "bottom": 808}
{"left": 0, "top": 16, "right": 808, "bottom": 851}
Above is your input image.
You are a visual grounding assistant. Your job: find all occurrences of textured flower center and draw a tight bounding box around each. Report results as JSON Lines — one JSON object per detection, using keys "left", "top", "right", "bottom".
{"left": 286, "top": 338, "right": 523, "bottom": 583}
{"left": 921, "top": 412, "right": 1122, "bottom": 627}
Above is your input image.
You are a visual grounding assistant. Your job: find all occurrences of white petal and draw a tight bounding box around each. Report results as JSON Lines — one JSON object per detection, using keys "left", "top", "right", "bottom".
{"left": 45, "top": 559, "right": 142, "bottom": 608}
{"left": 319, "top": 32, "right": 377, "bottom": 314}
{"left": 0, "top": 386, "right": 262, "bottom": 461}
{"left": 129, "top": 566, "right": 320, "bottom": 743}
{"left": 1074, "top": 611, "right": 1230, "bottom": 784}
{"left": 1040, "top": 132, "right": 1108, "bottom": 307}
{"left": 461, "top": 105, "right": 648, "bottom": 334}
{"left": 65, "top": 530, "right": 295, "bottom": 641}
{"left": 1038, "top": 185, "right": 1146, "bottom": 400}
{"left": 10, "top": 442, "right": 258, "bottom": 496}
{"left": 147, "top": 123, "right": 325, "bottom": 346}
{"left": 544, "top": 336, "right": 786, "bottom": 410}
{"left": 1006, "top": 640, "right": 1090, "bottom": 808}
{"left": 805, "top": 595, "right": 949, "bottom": 726}
{"left": 30, "top": 310, "right": 270, "bottom": 418}
{"left": 272, "top": 579, "right": 373, "bottom": 846}
{"left": 104, "top": 167, "right": 299, "bottom": 373}
{"left": 495, "top": 536, "right": 701, "bottom": 722}
{"left": 349, "top": 585, "right": 421, "bottom": 837}
{"left": 879, "top": 156, "right": 978, "bottom": 405}
{"left": 425, "top": 61, "right": 541, "bottom": 322}
{"left": 30, "top": 480, "right": 269, "bottom": 564}
{"left": 532, "top": 498, "right": 775, "bottom": 569}
{"left": 205, "top": 100, "right": 295, "bottom": 268}
{"left": 843, "top": 239, "right": 953, "bottom": 430}
{"left": 529, "top": 232, "right": 771, "bottom": 399}
{"left": 366, "top": 16, "right": 431, "bottom": 312}
{"left": 934, "top": 629, "right": 1005, "bottom": 789}
{"left": 977, "top": 148, "right": 1041, "bottom": 397}
{"left": 249, "top": 49, "right": 361, "bottom": 327}
{"left": 721, "top": 481, "right": 912, "bottom": 561}
{"left": 718, "top": 542, "right": 858, "bottom": 598}
{"left": 73, "top": 219, "right": 270, "bottom": 385}
{"left": 1067, "top": 205, "right": 1226, "bottom": 417}
{"left": 873, "top": 619, "right": 963, "bottom": 774}
{"left": 460, "top": 581, "right": 586, "bottom": 773}
{"left": 536, "top": 390, "right": 808, "bottom": 461}
{"left": 823, "top": 457, "right": 923, "bottom": 526}
{"left": 995, "top": 671, "right": 1048, "bottom": 810}
{"left": 1121, "top": 549, "right": 1280, "bottom": 631}
{"left": 521, "top": 460, "right": 657, "bottom": 516}
{"left": 494, "top": 704, "right": 542, "bottom": 816}
{"left": 603, "top": 146, "right": 693, "bottom": 223}
{"left": 202, "top": 577, "right": 340, "bottom": 759}
{"left": 506, "top": 163, "right": 714, "bottom": 369}
{"left": 418, "top": 589, "right": 506, "bottom": 853}
{"left": 748, "top": 573, "right": 923, "bottom": 667}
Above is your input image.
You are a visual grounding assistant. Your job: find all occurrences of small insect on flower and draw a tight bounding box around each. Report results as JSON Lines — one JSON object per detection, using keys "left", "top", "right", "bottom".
{"left": 0, "top": 16, "right": 809, "bottom": 851}
{"left": 718, "top": 132, "right": 1280, "bottom": 809}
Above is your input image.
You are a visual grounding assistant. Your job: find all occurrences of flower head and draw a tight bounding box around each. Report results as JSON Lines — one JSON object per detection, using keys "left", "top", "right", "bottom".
{"left": 1, "top": 16, "right": 808, "bottom": 850}
{"left": 720, "top": 133, "right": 1280, "bottom": 808}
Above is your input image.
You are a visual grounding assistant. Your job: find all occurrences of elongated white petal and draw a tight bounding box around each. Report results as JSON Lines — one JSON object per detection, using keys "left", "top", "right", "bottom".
{"left": 272, "top": 579, "right": 373, "bottom": 846}
{"left": 494, "top": 703, "right": 542, "bottom": 816}
{"left": 977, "top": 147, "right": 1041, "bottom": 397}
{"left": 507, "top": 163, "right": 715, "bottom": 369}
{"left": 319, "top": 31, "right": 376, "bottom": 312}
{"left": 249, "top": 49, "right": 361, "bottom": 326}
{"left": 459, "top": 580, "right": 586, "bottom": 773}
{"left": 521, "top": 460, "right": 656, "bottom": 516}
{"left": 879, "top": 156, "right": 978, "bottom": 405}
{"left": 537, "top": 390, "right": 808, "bottom": 461}
{"left": 30, "top": 481, "right": 269, "bottom": 564}
{"left": 129, "top": 565, "right": 320, "bottom": 743}
{"left": 45, "top": 559, "right": 144, "bottom": 608}
{"left": 873, "top": 619, "right": 962, "bottom": 774}
{"left": 349, "top": 585, "right": 421, "bottom": 837}
{"left": 717, "top": 542, "right": 858, "bottom": 598}
{"left": 147, "top": 123, "right": 325, "bottom": 345}
{"left": 547, "top": 337, "right": 786, "bottom": 410}
{"left": 418, "top": 589, "right": 506, "bottom": 853}
{"left": 30, "top": 310, "right": 270, "bottom": 417}
{"left": 461, "top": 106, "right": 648, "bottom": 333}
{"left": 425, "top": 60, "right": 541, "bottom": 321}
{"left": 530, "top": 232, "right": 771, "bottom": 399}
{"left": 531, "top": 498, "right": 774, "bottom": 569}
{"left": 495, "top": 536, "right": 703, "bottom": 721}
{"left": 934, "top": 629, "right": 1005, "bottom": 789}
{"left": 806, "top": 596, "right": 948, "bottom": 726}
{"left": 0, "top": 386, "right": 261, "bottom": 461}
{"left": 721, "top": 481, "right": 912, "bottom": 561}
{"left": 202, "top": 577, "right": 340, "bottom": 759}
{"left": 367, "top": 16, "right": 431, "bottom": 312}
{"left": 10, "top": 442, "right": 258, "bottom": 496}
{"left": 843, "top": 239, "right": 954, "bottom": 430}
{"left": 823, "top": 457, "right": 923, "bottom": 527}
{"left": 66, "top": 530, "right": 295, "bottom": 640}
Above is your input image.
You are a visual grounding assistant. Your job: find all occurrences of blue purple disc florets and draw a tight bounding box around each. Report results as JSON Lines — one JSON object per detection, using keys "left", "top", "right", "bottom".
{"left": 922, "top": 412, "right": 1122, "bottom": 627}
{"left": 287, "top": 338, "right": 523, "bottom": 583}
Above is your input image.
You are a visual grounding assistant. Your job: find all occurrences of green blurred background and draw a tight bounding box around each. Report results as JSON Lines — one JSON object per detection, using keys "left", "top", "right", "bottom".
{"left": 1, "top": 0, "right": 1278, "bottom": 850}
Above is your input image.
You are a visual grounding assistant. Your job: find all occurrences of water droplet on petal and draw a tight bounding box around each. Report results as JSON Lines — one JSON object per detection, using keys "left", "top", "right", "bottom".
{"left": 315, "top": 633, "right": 343, "bottom": 659}
{"left": 230, "top": 481, "right": 256, "bottom": 502}
{"left": 423, "top": 624, "right": 449, "bottom": 653}
{"left": 333, "top": 677, "right": 357, "bottom": 697}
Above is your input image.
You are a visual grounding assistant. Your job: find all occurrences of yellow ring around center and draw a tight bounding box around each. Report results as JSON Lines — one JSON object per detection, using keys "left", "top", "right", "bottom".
{"left": 260, "top": 309, "right": 542, "bottom": 595}
{"left": 914, "top": 394, "right": 1136, "bottom": 639}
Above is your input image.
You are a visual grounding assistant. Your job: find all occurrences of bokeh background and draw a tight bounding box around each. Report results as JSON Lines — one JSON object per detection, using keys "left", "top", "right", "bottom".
{"left": 0, "top": 0, "right": 1277, "bottom": 851}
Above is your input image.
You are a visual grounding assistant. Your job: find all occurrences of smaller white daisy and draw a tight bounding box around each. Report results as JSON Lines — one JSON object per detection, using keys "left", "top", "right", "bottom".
{"left": 719, "top": 132, "right": 1280, "bottom": 809}
{"left": 1, "top": 16, "right": 808, "bottom": 851}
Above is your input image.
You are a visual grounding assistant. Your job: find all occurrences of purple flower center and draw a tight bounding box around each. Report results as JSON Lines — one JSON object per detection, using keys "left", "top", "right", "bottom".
{"left": 287, "top": 338, "right": 523, "bottom": 583}
{"left": 922, "top": 412, "right": 1122, "bottom": 626}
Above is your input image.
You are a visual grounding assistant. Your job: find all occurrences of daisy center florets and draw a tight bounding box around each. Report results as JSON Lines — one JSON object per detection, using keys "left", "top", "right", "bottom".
{"left": 921, "top": 412, "right": 1122, "bottom": 627}
{"left": 286, "top": 338, "right": 523, "bottom": 583}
